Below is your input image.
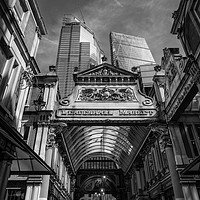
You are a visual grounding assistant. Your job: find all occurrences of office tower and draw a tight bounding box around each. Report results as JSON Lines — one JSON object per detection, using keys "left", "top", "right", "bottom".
{"left": 110, "top": 32, "right": 156, "bottom": 90}
{"left": 56, "top": 15, "right": 104, "bottom": 98}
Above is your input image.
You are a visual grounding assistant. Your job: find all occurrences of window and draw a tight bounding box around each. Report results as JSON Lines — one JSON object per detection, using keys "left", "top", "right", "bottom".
{"left": 2, "top": 61, "right": 21, "bottom": 115}
{"left": 181, "top": 123, "right": 200, "bottom": 159}
{"left": 192, "top": 0, "right": 200, "bottom": 27}
{"left": 184, "top": 13, "right": 200, "bottom": 54}
{"left": 0, "top": 42, "right": 7, "bottom": 75}
{"left": 23, "top": 125, "right": 30, "bottom": 142}
{"left": 5, "top": 188, "right": 26, "bottom": 200}
{"left": 14, "top": 0, "right": 24, "bottom": 20}
{"left": 13, "top": 0, "right": 28, "bottom": 22}
{"left": 24, "top": 14, "right": 37, "bottom": 53}
{"left": 0, "top": 37, "right": 13, "bottom": 74}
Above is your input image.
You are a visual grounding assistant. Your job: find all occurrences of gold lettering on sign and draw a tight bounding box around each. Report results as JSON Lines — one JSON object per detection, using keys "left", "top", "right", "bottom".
{"left": 58, "top": 109, "right": 156, "bottom": 118}
{"left": 60, "top": 110, "right": 113, "bottom": 116}
{"left": 119, "top": 110, "right": 154, "bottom": 116}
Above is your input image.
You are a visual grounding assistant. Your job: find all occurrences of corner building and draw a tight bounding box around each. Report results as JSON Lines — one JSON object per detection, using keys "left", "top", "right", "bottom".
{"left": 56, "top": 15, "right": 104, "bottom": 98}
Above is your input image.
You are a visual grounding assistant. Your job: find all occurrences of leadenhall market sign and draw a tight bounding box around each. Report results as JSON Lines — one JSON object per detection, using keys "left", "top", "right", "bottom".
{"left": 57, "top": 109, "right": 156, "bottom": 117}
{"left": 56, "top": 85, "right": 158, "bottom": 122}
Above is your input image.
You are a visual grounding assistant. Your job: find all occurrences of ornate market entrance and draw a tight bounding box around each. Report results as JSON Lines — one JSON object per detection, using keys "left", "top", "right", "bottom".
{"left": 53, "top": 63, "right": 160, "bottom": 200}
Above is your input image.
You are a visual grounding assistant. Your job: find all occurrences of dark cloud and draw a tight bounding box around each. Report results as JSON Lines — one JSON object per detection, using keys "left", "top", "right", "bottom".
{"left": 36, "top": 0, "right": 183, "bottom": 73}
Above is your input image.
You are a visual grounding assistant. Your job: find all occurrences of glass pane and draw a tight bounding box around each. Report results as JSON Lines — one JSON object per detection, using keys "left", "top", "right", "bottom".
{"left": 195, "top": 124, "right": 200, "bottom": 140}
{"left": 187, "top": 125, "right": 199, "bottom": 156}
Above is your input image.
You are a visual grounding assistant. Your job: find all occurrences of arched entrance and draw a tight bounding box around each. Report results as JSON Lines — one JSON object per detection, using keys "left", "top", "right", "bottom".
{"left": 53, "top": 63, "right": 159, "bottom": 200}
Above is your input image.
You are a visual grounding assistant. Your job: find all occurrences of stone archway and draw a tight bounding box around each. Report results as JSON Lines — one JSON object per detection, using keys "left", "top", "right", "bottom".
{"left": 53, "top": 63, "right": 160, "bottom": 200}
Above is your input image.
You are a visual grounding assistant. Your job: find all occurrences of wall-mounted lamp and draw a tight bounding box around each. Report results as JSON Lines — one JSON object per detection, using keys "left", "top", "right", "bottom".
{"left": 33, "top": 93, "right": 46, "bottom": 111}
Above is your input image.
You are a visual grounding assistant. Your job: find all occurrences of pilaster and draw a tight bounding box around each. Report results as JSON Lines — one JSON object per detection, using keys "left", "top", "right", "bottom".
{"left": 181, "top": 181, "right": 200, "bottom": 200}
{"left": 25, "top": 176, "right": 42, "bottom": 200}
{"left": 40, "top": 127, "right": 56, "bottom": 200}
{"left": 161, "top": 129, "right": 184, "bottom": 200}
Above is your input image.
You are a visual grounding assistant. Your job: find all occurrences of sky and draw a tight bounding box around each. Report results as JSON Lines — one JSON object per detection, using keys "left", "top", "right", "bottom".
{"left": 36, "top": 0, "right": 183, "bottom": 73}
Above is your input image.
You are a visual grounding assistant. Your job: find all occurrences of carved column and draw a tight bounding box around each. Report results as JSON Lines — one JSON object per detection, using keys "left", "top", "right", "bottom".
{"left": 150, "top": 123, "right": 184, "bottom": 200}
{"left": 25, "top": 176, "right": 42, "bottom": 200}
{"left": 135, "top": 168, "right": 142, "bottom": 194}
{"left": 40, "top": 127, "right": 56, "bottom": 200}
{"left": 70, "top": 175, "right": 76, "bottom": 200}
{"left": 160, "top": 191, "right": 165, "bottom": 200}
{"left": 125, "top": 174, "right": 132, "bottom": 200}
{"left": 182, "top": 182, "right": 200, "bottom": 200}
{"left": 161, "top": 130, "right": 184, "bottom": 200}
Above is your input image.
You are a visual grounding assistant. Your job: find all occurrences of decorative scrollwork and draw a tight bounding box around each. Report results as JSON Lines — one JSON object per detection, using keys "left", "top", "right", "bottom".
{"left": 142, "top": 99, "right": 153, "bottom": 106}
{"left": 59, "top": 98, "right": 70, "bottom": 106}
{"left": 46, "top": 128, "right": 56, "bottom": 149}
{"left": 149, "top": 123, "right": 172, "bottom": 148}
{"left": 149, "top": 123, "right": 168, "bottom": 135}
{"left": 20, "top": 69, "right": 34, "bottom": 90}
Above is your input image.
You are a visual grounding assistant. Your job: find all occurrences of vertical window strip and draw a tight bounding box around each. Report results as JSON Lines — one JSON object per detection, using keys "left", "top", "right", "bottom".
{"left": 186, "top": 124, "right": 199, "bottom": 157}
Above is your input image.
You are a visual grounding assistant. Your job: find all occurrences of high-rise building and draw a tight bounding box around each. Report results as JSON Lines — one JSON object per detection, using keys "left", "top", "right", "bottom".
{"left": 110, "top": 32, "right": 156, "bottom": 90}
{"left": 56, "top": 14, "right": 104, "bottom": 98}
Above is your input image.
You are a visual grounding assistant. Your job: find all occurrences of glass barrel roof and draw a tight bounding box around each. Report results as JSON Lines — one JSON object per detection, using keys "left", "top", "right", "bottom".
{"left": 63, "top": 125, "right": 149, "bottom": 172}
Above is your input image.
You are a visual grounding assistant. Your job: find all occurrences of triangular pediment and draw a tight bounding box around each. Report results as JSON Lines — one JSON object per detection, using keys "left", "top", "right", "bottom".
{"left": 75, "top": 63, "right": 135, "bottom": 77}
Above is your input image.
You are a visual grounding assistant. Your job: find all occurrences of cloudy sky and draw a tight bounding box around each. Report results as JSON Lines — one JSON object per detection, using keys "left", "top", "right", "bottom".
{"left": 36, "top": 0, "right": 183, "bottom": 73}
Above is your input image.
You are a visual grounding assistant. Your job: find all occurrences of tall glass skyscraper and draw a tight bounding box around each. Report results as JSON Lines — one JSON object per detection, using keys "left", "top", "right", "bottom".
{"left": 110, "top": 32, "right": 156, "bottom": 90}
{"left": 56, "top": 15, "right": 103, "bottom": 98}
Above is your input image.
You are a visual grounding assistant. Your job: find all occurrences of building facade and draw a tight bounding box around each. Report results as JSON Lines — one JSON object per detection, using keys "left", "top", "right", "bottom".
{"left": 0, "top": 0, "right": 55, "bottom": 199}
{"left": 2, "top": 0, "right": 200, "bottom": 200}
{"left": 17, "top": 66, "right": 73, "bottom": 200}
{"left": 125, "top": 0, "right": 200, "bottom": 199}
{"left": 110, "top": 32, "right": 156, "bottom": 92}
{"left": 56, "top": 15, "right": 104, "bottom": 98}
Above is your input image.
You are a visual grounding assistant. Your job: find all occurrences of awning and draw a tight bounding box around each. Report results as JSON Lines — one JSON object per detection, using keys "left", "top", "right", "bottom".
{"left": 0, "top": 124, "right": 54, "bottom": 175}
{"left": 180, "top": 156, "right": 200, "bottom": 175}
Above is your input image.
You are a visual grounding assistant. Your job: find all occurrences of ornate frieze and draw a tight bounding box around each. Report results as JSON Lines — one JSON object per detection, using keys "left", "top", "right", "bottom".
{"left": 88, "top": 68, "right": 121, "bottom": 76}
{"left": 166, "top": 76, "right": 194, "bottom": 121}
{"left": 76, "top": 86, "right": 138, "bottom": 102}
